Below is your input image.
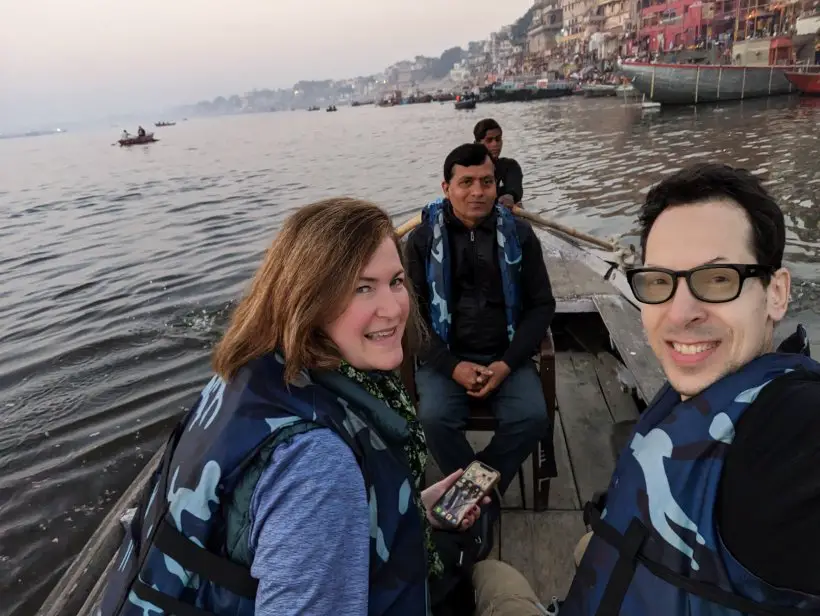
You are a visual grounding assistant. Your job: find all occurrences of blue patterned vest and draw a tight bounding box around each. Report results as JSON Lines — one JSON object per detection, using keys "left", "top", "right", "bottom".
{"left": 422, "top": 199, "right": 522, "bottom": 345}
{"left": 562, "top": 349, "right": 820, "bottom": 616}
{"left": 98, "top": 352, "right": 429, "bottom": 616}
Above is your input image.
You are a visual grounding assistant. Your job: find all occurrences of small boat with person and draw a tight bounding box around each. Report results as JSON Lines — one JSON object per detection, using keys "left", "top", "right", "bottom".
{"left": 454, "top": 97, "right": 477, "bottom": 110}
{"left": 154, "top": 121, "right": 176, "bottom": 127}
{"left": 118, "top": 133, "right": 158, "bottom": 147}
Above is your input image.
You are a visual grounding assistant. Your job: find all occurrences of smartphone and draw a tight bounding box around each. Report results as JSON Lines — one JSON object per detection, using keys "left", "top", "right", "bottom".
{"left": 431, "top": 461, "right": 500, "bottom": 529}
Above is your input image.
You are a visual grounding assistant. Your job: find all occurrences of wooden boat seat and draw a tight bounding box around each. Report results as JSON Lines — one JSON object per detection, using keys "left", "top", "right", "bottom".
{"left": 401, "top": 329, "right": 558, "bottom": 511}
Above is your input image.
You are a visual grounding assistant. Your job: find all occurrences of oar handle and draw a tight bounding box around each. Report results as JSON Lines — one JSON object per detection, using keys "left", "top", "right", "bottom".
{"left": 395, "top": 213, "right": 422, "bottom": 238}
{"left": 511, "top": 206, "right": 617, "bottom": 252}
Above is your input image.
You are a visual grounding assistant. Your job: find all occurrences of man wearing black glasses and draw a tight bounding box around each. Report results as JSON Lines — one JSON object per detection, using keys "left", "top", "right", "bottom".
{"left": 561, "top": 164, "right": 820, "bottom": 615}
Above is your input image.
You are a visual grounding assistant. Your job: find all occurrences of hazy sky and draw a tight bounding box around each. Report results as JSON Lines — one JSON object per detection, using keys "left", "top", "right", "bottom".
{"left": 1, "top": 0, "right": 532, "bottom": 130}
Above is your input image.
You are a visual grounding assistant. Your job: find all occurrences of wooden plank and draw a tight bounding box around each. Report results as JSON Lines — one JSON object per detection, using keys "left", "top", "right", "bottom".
{"left": 593, "top": 352, "right": 641, "bottom": 424}
{"left": 37, "top": 445, "right": 166, "bottom": 616}
{"left": 77, "top": 552, "right": 117, "bottom": 616}
{"left": 543, "top": 245, "right": 610, "bottom": 300}
{"left": 531, "top": 511, "right": 586, "bottom": 602}
{"left": 562, "top": 258, "right": 616, "bottom": 297}
{"left": 593, "top": 294, "right": 666, "bottom": 404}
{"left": 556, "top": 298, "right": 597, "bottom": 314}
{"left": 556, "top": 352, "right": 617, "bottom": 505}
{"left": 543, "top": 252, "right": 579, "bottom": 300}
{"left": 537, "top": 230, "right": 642, "bottom": 310}
{"left": 545, "top": 411, "right": 580, "bottom": 510}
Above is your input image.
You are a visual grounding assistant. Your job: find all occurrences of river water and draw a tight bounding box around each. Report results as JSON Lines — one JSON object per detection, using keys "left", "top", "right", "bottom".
{"left": 1, "top": 95, "right": 818, "bottom": 615}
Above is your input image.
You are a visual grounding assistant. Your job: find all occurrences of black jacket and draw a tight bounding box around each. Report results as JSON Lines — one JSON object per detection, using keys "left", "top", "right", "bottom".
{"left": 495, "top": 157, "right": 523, "bottom": 203}
{"left": 405, "top": 203, "right": 555, "bottom": 377}
{"left": 717, "top": 369, "right": 820, "bottom": 595}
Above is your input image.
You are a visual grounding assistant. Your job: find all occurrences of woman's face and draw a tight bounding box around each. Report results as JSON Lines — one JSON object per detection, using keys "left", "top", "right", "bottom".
{"left": 325, "top": 237, "right": 410, "bottom": 372}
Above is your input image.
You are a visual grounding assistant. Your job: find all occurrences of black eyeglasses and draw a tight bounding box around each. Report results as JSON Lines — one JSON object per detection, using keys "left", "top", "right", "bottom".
{"left": 626, "top": 264, "right": 775, "bottom": 305}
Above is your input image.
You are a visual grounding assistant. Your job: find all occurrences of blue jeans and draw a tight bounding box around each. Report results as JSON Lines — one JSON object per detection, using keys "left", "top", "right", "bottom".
{"left": 415, "top": 358, "right": 550, "bottom": 495}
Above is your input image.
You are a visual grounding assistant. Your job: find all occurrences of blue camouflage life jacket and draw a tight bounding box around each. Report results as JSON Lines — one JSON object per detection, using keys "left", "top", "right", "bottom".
{"left": 98, "top": 352, "right": 429, "bottom": 616}
{"left": 562, "top": 344, "right": 820, "bottom": 616}
{"left": 421, "top": 198, "right": 522, "bottom": 345}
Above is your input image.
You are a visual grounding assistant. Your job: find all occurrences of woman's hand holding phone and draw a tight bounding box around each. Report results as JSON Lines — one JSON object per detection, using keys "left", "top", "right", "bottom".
{"left": 421, "top": 469, "right": 491, "bottom": 531}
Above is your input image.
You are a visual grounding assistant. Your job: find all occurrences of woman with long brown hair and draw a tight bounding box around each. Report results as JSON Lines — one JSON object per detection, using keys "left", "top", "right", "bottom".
{"left": 99, "top": 198, "right": 485, "bottom": 616}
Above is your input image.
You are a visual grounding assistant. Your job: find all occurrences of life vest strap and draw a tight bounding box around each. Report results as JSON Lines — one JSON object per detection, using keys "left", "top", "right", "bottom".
{"left": 584, "top": 501, "right": 812, "bottom": 616}
{"left": 132, "top": 579, "right": 218, "bottom": 616}
{"left": 154, "top": 519, "right": 259, "bottom": 599}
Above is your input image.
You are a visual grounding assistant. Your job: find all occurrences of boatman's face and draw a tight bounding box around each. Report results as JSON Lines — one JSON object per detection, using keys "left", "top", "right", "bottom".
{"left": 640, "top": 199, "right": 790, "bottom": 399}
{"left": 480, "top": 129, "right": 503, "bottom": 159}
{"left": 443, "top": 157, "right": 497, "bottom": 228}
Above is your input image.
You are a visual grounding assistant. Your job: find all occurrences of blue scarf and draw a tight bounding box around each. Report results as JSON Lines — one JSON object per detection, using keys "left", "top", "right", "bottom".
{"left": 422, "top": 198, "right": 522, "bottom": 345}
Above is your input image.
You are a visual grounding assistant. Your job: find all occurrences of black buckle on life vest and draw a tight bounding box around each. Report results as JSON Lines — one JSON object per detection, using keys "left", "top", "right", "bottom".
{"left": 583, "top": 491, "right": 608, "bottom": 528}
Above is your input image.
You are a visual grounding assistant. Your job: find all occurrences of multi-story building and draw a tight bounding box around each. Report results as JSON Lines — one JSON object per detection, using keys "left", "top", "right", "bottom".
{"left": 637, "top": 0, "right": 802, "bottom": 54}
{"left": 559, "top": 0, "right": 602, "bottom": 56}
{"left": 528, "top": 0, "right": 564, "bottom": 55}
{"left": 594, "top": 0, "right": 636, "bottom": 55}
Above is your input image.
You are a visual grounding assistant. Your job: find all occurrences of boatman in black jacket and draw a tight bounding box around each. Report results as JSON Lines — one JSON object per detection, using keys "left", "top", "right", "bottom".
{"left": 474, "top": 118, "right": 524, "bottom": 208}
{"left": 405, "top": 143, "right": 555, "bottom": 518}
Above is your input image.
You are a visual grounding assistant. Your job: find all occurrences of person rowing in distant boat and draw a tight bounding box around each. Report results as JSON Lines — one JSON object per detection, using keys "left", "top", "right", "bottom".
{"left": 121, "top": 130, "right": 130, "bottom": 140}
{"left": 137, "top": 126, "right": 146, "bottom": 137}
{"left": 473, "top": 118, "right": 523, "bottom": 209}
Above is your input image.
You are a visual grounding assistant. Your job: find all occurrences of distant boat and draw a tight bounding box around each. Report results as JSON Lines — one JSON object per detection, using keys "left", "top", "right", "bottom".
{"left": 118, "top": 133, "right": 158, "bottom": 147}
{"left": 307, "top": 106, "right": 320, "bottom": 111}
{"left": 326, "top": 105, "right": 338, "bottom": 112}
{"left": 582, "top": 84, "right": 618, "bottom": 98}
{"left": 783, "top": 69, "right": 820, "bottom": 96}
{"left": 154, "top": 121, "right": 176, "bottom": 127}
{"left": 454, "top": 98, "right": 477, "bottom": 110}
{"left": 618, "top": 61, "right": 797, "bottom": 104}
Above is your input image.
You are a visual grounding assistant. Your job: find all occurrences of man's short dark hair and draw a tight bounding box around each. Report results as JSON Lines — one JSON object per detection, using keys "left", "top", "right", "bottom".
{"left": 443, "top": 143, "right": 493, "bottom": 183}
{"left": 473, "top": 119, "right": 502, "bottom": 142}
{"left": 639, "top": 163, "right": 785, "bottom": 269}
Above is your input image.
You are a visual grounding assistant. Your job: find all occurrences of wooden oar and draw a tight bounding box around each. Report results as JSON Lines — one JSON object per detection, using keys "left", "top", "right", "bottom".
{"left": 511, "top": 206, "right": 618, "bottom": 252}
{"left": 395, "top": 205, "right": 619, "bottom": 253}
{"left": 395, "top": 213, "right": 422, "bottom": 238}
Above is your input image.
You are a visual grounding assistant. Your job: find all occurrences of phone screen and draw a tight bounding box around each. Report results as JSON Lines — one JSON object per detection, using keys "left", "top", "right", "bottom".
{"left": 432, "top": 462, "right": 499, "bottom": 528}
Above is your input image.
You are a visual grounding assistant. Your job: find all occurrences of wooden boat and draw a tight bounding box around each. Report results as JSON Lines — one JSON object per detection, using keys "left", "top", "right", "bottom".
{"left": 784, "top": 69, "right": 820, "bottom": 96}
{"left": 326, "top": 105, "right": 338, "bottom": 112}
{"left": 454, "top": 98, "right": 477, "bottom": 110}
{"left": 39, "top": 211, "right": 664, "bottom": 615}
{"left": 582, "top": 84, "right": 618, "bottom": 98}
{"left": 154, "top": 121, "right": 176, "bottom": 127}
{"left": 618, "top": 61, "right": 797, "bottom": 104}
{"left": 118, "top": 133, "right": 157, "bottom": 146}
